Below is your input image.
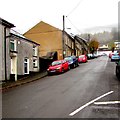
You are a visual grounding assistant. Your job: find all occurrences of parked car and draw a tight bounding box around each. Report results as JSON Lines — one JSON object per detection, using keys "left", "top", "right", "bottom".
{"left": 87, "top": 53, "right": 93, "bottom": 59}
{"left": 47, "top": 60, "right": 69, "bottom": 75}
{"left": 116, "top": 60, "right": 120, "bottom": 80}
{"left": 93, "top": 53, "right": 98, "bottom": 58}
{"left": 111, "top": 53, "right": 120, "bottom": 62}
{"left": 109, "top": 52, "right": 114, "bottom": 58}
{"left": 102, "top": 53, "right": 107, "bottom": 56}
{"left": 64, "top": 56, "right": 79, "bottom": 68}
{"left": 78, "top": 55, "right": 87, "bottom": 63}
{"left": 117, "top": 49, "right": 120, "bottom": 56}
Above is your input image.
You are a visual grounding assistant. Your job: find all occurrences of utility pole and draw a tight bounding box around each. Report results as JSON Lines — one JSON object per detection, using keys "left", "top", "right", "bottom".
{"left": 88, "top": 34, "right": 90, "bottom": 42}
{"left": 62, "top": 15, "right": 65, "bottom": 59}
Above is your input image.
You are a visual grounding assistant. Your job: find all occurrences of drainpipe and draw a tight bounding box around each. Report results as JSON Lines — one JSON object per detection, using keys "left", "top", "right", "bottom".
{"left": 4, "top": 27, "right": 7, "bottom": 81}
{"left": 74, "top": 39, "right": 76, "bottom": 56}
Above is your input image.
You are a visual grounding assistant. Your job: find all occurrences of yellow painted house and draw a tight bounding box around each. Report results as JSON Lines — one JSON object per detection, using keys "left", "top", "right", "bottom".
{"left": 24, "top": 21, "right": 75, "bottom": 60}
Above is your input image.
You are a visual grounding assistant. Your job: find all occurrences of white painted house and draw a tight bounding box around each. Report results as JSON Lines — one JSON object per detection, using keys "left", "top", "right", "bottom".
{"left": 0, "top": 18, "right": 15, "bottom": 82}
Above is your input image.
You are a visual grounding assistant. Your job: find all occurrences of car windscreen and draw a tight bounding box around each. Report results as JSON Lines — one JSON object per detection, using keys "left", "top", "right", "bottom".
{"left": 113, "top": 53, "right": 119, "bottom": 56}
{"left": 79, "top": 55, "right": 84, "bottom": 58}
{"left": 64, "top": 57, "right": 73, "bottom": 62}
{"left": 51, "top": 61, "right": 62, "bottom": 66}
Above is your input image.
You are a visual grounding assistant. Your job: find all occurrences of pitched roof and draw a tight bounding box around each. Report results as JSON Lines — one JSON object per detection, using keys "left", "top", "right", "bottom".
{"left": 0, "top": 18, "right": 15, "bottom": 28}
{"left": 10, "top": 32, "right": 40, "bottom": 46}
{"left": 74, "top": 35, "right": 88, "bottom": 45}
{"left": 24, "top": 21, "right": 61, "bottom": 35}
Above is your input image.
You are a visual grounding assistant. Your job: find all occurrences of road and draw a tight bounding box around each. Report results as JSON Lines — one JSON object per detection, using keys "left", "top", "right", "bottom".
{"left": 2, "top": 56, "right": 120, "bottom": 118}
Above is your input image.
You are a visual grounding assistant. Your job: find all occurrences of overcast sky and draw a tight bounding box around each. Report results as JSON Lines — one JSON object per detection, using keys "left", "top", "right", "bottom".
{"left": 0, "top": 0, "right": 119, "bottom": 34}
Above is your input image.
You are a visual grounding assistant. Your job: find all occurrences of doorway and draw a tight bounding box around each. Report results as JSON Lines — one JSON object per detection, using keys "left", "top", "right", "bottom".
{"left": 24, "top": 58, "right": 29, "bottom": 74}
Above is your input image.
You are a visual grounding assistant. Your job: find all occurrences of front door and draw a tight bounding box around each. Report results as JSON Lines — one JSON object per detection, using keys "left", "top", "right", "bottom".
{"left": 11, "top": 57, "right": 17, "bottom": 81}
{"left": 24, "top": 58, "right": 29, "bottom": 74}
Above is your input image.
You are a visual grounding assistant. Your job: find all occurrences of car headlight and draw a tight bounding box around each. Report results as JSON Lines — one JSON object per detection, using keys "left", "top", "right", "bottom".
{"left": 56, "top": 67, "right": 61, "bottom": 70}
{"left": 70, "top": 61, "right": 73, "bottom": 64}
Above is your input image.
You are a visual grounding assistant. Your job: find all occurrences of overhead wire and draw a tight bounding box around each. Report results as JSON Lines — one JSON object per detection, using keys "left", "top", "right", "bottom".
{"left": 66, "top": 17, "right": 82, "bottom": 34}
{"left": 66, "top": 0, "right": 85, "bottom": 34}
{"left": 67, "top": 0, "right": 84, "bottom": 17}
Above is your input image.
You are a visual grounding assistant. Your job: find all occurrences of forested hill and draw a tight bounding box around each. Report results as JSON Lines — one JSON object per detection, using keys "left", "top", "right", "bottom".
{"left": 79, "top": 24, "right": 118, "bottom": 45}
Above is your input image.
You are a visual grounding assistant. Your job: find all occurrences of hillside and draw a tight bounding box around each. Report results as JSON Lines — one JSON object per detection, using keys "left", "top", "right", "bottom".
{"left": 79, "top": 24, "right": 118, "bottom": 45}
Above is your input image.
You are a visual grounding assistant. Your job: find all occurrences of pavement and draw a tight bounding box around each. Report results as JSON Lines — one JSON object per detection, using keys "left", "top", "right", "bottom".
{"left": 1, "top": 71, "right": 48, "bottom": 92}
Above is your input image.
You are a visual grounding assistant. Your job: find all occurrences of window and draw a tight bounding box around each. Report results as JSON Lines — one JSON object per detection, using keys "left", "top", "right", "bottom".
{"left": 33, "top": 59, "right": 38, "bottom": 68}
{"left": 10, "top": 39, "right": 16, "bottom": 51}
{"left": 33, "top": 46, "right": 37, "bottom": 56}
{"left": 65, "top": 38, "right": 68, "bottom": 45}
{"left": 72, "top": 42, "right": 74, "bottom": 49}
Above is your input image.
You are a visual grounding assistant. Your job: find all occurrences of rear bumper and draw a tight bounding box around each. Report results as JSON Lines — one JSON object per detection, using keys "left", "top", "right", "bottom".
{"left": 111, "top": 59, "right": 120, "bottom": 62}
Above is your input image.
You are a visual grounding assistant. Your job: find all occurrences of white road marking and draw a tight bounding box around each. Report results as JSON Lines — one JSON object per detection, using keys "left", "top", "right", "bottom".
{"left": 69, "top": 91, "right": 114, "bottom": 116}
{"left": 94, "top": 101, "right": 120, "bottom": 105}
{"left": 104, "top": 57, "right": 109, "bottom": 69}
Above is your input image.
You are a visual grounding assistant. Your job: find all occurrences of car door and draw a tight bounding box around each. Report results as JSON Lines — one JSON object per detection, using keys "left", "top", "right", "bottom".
{"left": 63, "top": 60, "right": 68, "bottom": 70}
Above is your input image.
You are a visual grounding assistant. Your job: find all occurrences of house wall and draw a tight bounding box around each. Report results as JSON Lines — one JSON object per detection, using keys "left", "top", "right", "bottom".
{"left": 0, "top": 25, "right": 11, "bottom": 81}
{"left": 6, "top": 28, "right": 11, "bottom": 80}
{"left": 64, "top": 34, "right": 75, "bottom": 57}
{"left": 17, "top": 39, "right": 39, "bottom": 75}
{"left": 0, "top": 24, "right": 4, "bottom": 81}
{"left": 24, "top": 21, "right": 84, "bottom": 60}
{"left": 75, "top": 41, "right": 82, "bottom": 56}
{"left": 24, "top": 30, "right": 63, "bottom": 60}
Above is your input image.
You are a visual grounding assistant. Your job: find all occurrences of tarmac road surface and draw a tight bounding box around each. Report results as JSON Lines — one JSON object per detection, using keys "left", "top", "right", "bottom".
{"left": 2, "top": 56, "right": 120, "bottom": 118}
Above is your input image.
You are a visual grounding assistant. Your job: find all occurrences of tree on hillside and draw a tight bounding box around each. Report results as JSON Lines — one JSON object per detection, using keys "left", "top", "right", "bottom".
{"left": 108, "top": 41, "right": 116, "bottom": 52}
{"left": 88, "top": 38, "right": 99, "bottom": 54}
{"left": 79, "top": 31, "right": 113, "bottom": 45}
{"left": 111, "top": 27, "right": 118, "bottom": 40}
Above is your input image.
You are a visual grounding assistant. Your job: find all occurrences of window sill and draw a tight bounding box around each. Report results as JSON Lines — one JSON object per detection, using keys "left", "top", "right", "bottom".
{"left": 33, "top": 66, "right": 38, "bottom": 68}
{"left": 10, "top": 50, "right": 18, "bottom": 53}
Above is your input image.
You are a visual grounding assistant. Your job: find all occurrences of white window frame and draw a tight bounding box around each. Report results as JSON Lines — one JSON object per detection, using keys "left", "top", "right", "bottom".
{"left": 24, "top": 58, "right": 29, "bottom": 74}
{"left": 33, "top": 59, "right": 38, "bottom": 68}
{"left": 33, "top": 46, "right": 37, "bottom": 56}
{"left": 10, "top": 39, "right": 16, "bottom": 51}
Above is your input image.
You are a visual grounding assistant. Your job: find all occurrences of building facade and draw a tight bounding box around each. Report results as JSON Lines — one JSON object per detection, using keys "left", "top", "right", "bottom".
{"left": 74, "top": 35, "right": 89, "bottom": 55}
{"left": 0, "top": 18, "right": 15, "bottom": 81}
{"left": 9, "top": 31, "right": 40, "bottom": 81}
{"left": 0, "top": 18, "right": 40, "bottom": 82}
{"left": 24, "top": 21, "right": 83, "bottom": 60}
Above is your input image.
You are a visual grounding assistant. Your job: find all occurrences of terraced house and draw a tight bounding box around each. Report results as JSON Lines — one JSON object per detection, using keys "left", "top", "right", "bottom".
{"left": 0, "top": 18, "right": 15, "bottom": 82}
{"left": 24, "top": 21, "right": 82, "bottom": 60}
{"left": 0, "top": 18, "right": 40, "bottom": 82}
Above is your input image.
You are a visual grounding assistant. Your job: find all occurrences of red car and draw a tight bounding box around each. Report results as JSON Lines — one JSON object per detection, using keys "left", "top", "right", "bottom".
{"left": 78, "top": 55, "right": 87, "bottom": 63}
{"left": 47, "top": 60, "right": 70, "bottom": 75}
{"left": 109, "top": 52, "right": 114, "bottom": 58}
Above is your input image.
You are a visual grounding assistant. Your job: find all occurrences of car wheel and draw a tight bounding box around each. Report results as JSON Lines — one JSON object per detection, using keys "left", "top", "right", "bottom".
{"left": 62, "top": 68, "right": 64, "bottom": 73}
{"left": 68, "top": 66, "right": 70, "bottom": 70}
{"left": 73, "top": 64, "right": 76, "bottom": 68}
{"left": 47, "top": 72, "right": 50, "bottom": 76}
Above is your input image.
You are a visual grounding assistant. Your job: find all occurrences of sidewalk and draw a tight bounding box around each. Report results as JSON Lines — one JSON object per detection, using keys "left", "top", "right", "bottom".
{"left": 2, "top": 71, "right": 48, "bottom": 91}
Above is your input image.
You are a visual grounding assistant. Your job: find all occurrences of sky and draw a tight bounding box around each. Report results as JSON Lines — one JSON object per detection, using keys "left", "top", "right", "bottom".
{"left": 0, "top": 0, "right": 119, "bottom": 34}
